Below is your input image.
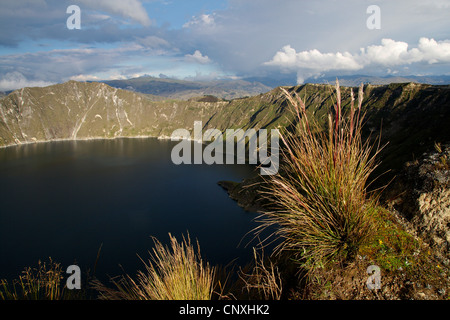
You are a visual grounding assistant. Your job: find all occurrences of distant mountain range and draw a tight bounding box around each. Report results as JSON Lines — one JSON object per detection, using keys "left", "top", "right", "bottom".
{"left": 99, "top": 76, "right": 272, "bottom": 100}
{"left": 98, "top": 74, "right": 450, "bottom": 100}
{"left": 304, "top": 74, "right": 450, "bottom": 86}
{"left": 1, "top": 74, "right": 448, "bottom": 100}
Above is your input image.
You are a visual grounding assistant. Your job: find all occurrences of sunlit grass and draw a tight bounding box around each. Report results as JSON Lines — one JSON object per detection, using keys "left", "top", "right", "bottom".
{"left": 92, "top": 233, "right": 215, "bottom": 300}
{"left": 0, "top": 258, "right": 64, "bottom": 300}
{"left": 257, "top": 80, "right": 383, "bottom": 272}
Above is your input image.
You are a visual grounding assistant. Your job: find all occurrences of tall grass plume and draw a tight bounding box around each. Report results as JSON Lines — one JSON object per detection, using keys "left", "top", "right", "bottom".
{"left": 257, "top": 80, "right": 382, "bottom": 272}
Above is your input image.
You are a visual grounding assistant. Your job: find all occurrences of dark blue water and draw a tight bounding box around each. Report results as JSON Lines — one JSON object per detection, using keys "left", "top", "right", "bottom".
{"left": 0, "top": 138, "right": 263, "bottom": 282}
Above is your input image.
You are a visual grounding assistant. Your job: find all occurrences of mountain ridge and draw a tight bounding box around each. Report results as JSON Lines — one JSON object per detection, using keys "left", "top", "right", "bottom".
{"left": 99, "top": 76, "right": 272, "bottom": 100}
{"left": 0, "top": 80, "right": 225, "bottom": 147}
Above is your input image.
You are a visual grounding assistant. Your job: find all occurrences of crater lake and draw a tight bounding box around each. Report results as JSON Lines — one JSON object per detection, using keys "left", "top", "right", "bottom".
{"left": 0, "top": 138, "right": 264, "bottom": 283}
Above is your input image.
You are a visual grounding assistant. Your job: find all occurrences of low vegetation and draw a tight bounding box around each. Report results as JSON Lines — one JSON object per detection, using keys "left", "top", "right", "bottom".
{"left": 0, "top": 258, "right": 83, "bottom": 300}
{"left": 91, "top": 233, "right": 215, "bottom": 300}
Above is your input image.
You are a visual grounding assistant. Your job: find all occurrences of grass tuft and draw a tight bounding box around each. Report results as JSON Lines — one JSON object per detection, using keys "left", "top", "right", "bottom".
{"left": 92, "top": 233, "right": 215, "bottom": 300}
{"left": 257, "top": 80, "right": 383, "bottom": 272}
{"left": 0, "top": 258, "right": 64, "bottom": 300}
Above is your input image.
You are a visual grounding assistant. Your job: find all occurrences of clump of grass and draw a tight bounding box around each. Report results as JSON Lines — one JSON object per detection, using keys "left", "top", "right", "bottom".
{"left": 257, "top": 80, "right": 382, "bottom": 272}
{"left": 92, "top": 233, "right": 215, "bottom": 300}
{"left": 238, "top": 248, "right": 283, "bottom": 300}
{"left": 0, "top": 258, "right": 64, "bottom": 300}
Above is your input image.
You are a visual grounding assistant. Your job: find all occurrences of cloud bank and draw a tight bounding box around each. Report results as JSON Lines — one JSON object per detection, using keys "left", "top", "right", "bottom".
{"left": 265, "top": 38, "right": 450, "bottom": 83}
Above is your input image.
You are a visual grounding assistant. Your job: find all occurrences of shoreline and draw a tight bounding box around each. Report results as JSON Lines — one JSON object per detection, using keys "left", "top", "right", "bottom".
{"left": 0, "top": 134, "right": 208, "bottom": 150}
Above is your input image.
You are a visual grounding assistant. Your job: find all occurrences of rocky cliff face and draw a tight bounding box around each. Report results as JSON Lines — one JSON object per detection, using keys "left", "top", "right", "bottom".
{"left": 386, "top": 144, "right": 450, "bottom": 260}
{"left": 0, "top": 81, "right": 225, "bottom": 147}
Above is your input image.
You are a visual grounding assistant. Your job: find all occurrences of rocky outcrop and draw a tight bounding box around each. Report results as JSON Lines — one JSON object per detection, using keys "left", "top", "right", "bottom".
{"left": 386, "top": 143, "right": 450, "bottom": 260}
{"left": 218, "top": 176, "right": 266, "bottom": 212}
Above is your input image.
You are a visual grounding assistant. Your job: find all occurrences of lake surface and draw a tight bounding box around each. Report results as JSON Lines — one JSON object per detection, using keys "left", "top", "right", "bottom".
{"left": 0, "top": 138, "right": 264, "bottom": 282}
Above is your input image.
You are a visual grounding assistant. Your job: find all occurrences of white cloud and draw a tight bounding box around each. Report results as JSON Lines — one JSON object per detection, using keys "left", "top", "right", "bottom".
{"left": 416, "top": 37, "right": 450, "bottom": 64}
{"left": 69, "top": 74, "right": 100, "bottom": 81}
{"left": 265, "top": 45, "right": 361, "bottom": 71}
{"left": 0, "top": 72, "right": 53, "bottom": 91}
{"left": 76, "top": 0, "right": 151, "bottom": 26}
{"left": 361, "top": 39, "right": 412, "bottom": 66}
{"left": 184, "top": 50, "right": 211, "bottom": 64}
{"left": 183, "top": 14, "right": 215, "bottom": 28}
{"left": 265, "top": 38, "right": 450, "bottom": 83}
{"left": 360, "top": 38, "right": 450, "bottom": 66}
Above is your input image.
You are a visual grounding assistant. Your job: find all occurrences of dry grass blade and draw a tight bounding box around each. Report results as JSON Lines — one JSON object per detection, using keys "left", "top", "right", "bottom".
{"left": 238, "top": 248, "right": 282, "bottom": 300}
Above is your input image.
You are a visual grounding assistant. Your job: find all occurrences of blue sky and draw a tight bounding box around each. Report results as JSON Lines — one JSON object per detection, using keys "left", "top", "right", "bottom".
{"left": 1, "top": 0, "right": 450, "bottom": 90}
